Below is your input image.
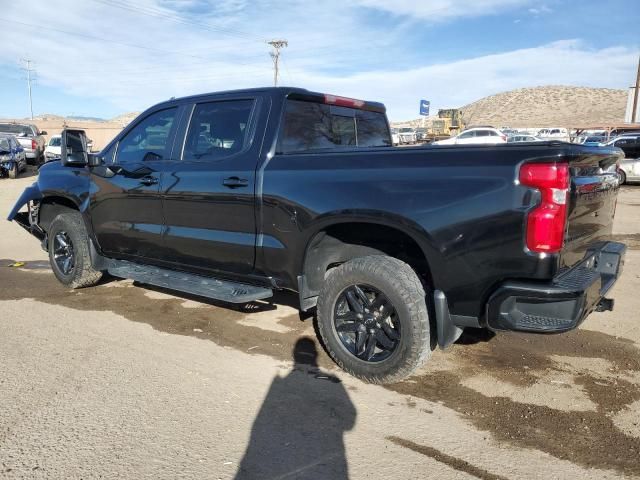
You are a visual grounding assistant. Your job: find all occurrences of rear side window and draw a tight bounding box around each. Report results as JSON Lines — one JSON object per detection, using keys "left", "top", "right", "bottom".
{"left": 183, "top": 100, "right": 254, "bottom": 161}
{"left": 278, "top": 100, "right": 391, "bottom": 153}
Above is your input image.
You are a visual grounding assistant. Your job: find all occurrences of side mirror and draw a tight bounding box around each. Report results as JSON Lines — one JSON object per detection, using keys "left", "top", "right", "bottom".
{"left": 61, "top": 129, "right": 88, "bottom": 166}
{"left": 40, "top": 130, "right": 48, "bottom": 135}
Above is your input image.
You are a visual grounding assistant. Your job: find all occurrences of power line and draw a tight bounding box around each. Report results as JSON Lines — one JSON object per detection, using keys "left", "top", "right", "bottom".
{"left": 92, "top": 0, "right": 266, "bottom": 43}
{"left": 19, "top": 59, "right": 35, "bottom": 120}
{"left": 0, "top": 17, "right": 213, "bottom": 61}
{"left": 268, "top": 40, "right": 288, "bottom": 87}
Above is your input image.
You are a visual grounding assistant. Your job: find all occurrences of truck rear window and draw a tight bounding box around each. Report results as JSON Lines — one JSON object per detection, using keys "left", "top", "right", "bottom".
{"left": 278, "top": 100, "right": 391, "bottom": 153}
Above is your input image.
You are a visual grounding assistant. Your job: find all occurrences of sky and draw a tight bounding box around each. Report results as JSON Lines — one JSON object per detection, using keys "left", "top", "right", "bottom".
{"left": 0, "top": 0, "right": 638, "bottom": 121}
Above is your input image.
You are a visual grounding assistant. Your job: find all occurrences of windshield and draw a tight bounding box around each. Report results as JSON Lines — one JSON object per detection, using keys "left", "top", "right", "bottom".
{"left": 585, "top": 136, "right": 604, "bottom": 142}
{"left": 0, "top": 138, "right": 10, "bottom": 152}
{"left": 0, "top": 123, "right": 33, "bottom": 136}
{"left": 399, "top": 128, "right": 414, "bottom": 133}
{"left": 49, "top": 136, "right": 62, "bottom": 146}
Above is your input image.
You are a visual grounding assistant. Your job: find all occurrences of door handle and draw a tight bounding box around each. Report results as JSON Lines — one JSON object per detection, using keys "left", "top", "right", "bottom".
{"left": 223, "top": 176, "right": 249, "bottom": 188}
{"left": 139, "top": 176, "right": 158, "bottom": 186}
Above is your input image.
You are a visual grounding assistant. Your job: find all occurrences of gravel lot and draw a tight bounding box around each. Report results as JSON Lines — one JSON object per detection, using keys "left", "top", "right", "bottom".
{"left": 1, "top": 170, "right": 639, "bottom": 479}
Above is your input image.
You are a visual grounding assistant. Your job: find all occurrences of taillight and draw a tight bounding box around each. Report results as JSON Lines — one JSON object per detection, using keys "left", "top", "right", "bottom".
{"left": 519, "top": 162, "right": 569, "bottom": 253}
{"left": 324, "top": 94, "right": 365, "bottom": 109}
{"left": 31, "top": 139, "right": 37, "bottom": 150}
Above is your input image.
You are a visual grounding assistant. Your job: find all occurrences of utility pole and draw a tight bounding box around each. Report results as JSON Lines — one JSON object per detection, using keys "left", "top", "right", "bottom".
{"left": 632, "top": 54, "right": 640, "bottom": 124}
{"left": 267, "top": 40, "right": 288, "bottom": 87}
{"left": 20, "top": 58, "right": 35, "bottom": 120}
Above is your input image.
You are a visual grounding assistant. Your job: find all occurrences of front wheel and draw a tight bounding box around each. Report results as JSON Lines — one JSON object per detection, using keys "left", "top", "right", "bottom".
{"left": 316, "top": 255, "right": 431, "bottom": 384}
{"left": 8, "top": 162, "right": 18, "bottom": 179}
{"left": 48, "top": 210, "right": 103, "bottom": 288}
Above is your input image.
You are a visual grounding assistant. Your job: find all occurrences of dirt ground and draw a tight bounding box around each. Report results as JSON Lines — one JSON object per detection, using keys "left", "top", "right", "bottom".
{"left": 1, "top": 171, "right": 639, "bottom": 479}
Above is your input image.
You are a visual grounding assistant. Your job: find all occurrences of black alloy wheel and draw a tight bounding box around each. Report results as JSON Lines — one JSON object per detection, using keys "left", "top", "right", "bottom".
{"left": 53, "top": 231, "right": 75, "bottom": 276}
{"left": 333, "top": 284, "right": 400, "bottom": 363}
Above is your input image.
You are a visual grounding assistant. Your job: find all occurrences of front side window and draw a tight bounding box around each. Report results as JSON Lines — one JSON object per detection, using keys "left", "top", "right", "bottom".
{"left": 183, "top": 100, "right": 254, "bottom": 161}
{"left": 115, "top": 108, "right": 177, "bottom": 164}
{"left": 278, "top": 100, "right": 390, "bottom": 153}
{"left": 458, "top": 131, "right": 474, "bottom": 139}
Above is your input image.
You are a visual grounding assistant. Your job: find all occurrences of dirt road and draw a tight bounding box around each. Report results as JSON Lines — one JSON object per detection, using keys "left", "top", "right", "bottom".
{"left": 1, "top": 172, "right": 639, "bottom": 479}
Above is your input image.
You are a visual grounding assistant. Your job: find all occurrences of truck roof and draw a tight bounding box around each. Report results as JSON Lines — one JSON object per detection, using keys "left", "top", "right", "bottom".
{"left": 154, "top": 86, "right": 386, "bottom": 113}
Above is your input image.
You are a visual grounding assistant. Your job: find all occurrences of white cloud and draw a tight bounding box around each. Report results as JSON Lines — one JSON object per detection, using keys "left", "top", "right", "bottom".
{"left": 528, "top": 5, "right": 553, "bottom": 14}
{"left": 285, "top": 40, "right": 636, "bottom": 120}
{"left": 355, "top": 0, "right": 534, "bottom": 20}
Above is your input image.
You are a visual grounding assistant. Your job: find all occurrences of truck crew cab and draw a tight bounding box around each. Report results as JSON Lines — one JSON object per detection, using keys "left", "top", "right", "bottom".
{"left": 8, "top": 87, "right": 626, "bottom": 383}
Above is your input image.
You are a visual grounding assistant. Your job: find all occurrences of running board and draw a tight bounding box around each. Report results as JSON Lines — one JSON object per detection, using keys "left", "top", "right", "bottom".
{"left": 107, "top": 261, "right": 273, "bottom": 304}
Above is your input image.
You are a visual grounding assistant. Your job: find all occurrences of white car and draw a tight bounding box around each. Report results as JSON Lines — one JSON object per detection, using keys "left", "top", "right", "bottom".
{"left": 44, "top": 134, "right": 62, "bottom": 162}
{"left": 397, "top": 127, "right": 417, "bottom": 145}
{"left": 507, "top": 134, "right": 543, "bottom": 143}
{"left": 537, "top": 128, "right": 569, "bottom": 142}
{"left": 433, "top": 127, "right": 507, "bottom": 145}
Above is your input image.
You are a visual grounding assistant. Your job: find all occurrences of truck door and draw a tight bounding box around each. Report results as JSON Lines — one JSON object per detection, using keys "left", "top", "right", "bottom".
{"left": 89, "top": 107, "right": 179, "bottom": 259}
{"left": 159, "top": 97, "right": 263, "bottom": 275}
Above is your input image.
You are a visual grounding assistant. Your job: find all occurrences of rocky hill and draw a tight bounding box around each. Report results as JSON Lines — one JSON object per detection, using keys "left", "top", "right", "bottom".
{"left": 394, "top": 86, "right": 628, "bottom": 128}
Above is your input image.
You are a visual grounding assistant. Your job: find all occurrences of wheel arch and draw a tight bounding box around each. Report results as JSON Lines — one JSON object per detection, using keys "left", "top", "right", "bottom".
{"left": 298, "top": 214, "right": 439, "bottom": 310}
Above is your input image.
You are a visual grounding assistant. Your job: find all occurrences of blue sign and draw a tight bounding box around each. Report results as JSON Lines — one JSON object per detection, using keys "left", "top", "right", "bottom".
{"left": 419, "top": 99, "right": 430, "bottom": 116}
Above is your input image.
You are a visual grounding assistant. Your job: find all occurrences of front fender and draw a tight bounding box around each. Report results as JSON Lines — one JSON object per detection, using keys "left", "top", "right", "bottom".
{"left": 7, "top": 182, "right": 42, "bottom": 221}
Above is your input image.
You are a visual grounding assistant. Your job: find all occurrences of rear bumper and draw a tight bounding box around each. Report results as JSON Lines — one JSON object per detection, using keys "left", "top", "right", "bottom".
{"left": 486, "top": 242, "right": 626, "bottom": 333}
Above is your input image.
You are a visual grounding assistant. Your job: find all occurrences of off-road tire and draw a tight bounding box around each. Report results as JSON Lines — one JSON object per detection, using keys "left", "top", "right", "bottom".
{"left": 8, "top": 163, "right": 17, "bottom": 179}
{"left": 316, "top": 255, "right": 431, "bottom": 384}
{"left": 48, "top": 210, "right": 103, "bottom": 288}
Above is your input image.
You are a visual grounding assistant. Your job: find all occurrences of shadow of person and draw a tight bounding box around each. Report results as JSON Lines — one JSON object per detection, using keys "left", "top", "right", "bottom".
{"left": 234, "top": 338, "right": 356, "bottom": 480}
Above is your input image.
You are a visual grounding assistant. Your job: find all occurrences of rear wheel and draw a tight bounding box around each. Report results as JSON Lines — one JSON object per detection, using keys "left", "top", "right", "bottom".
{"left": 619, "top": 170, "right": 626, "bottom": 185}
{"left": 48, "top": 211, "right": 103, "bottom": 288}
{"left": 316, "top": 255, "right": 431, "bottom": 384}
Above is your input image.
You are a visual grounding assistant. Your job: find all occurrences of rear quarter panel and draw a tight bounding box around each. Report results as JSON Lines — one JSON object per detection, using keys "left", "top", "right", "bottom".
{"left": 259, "top": 144, "right": 570, "bottom": 318}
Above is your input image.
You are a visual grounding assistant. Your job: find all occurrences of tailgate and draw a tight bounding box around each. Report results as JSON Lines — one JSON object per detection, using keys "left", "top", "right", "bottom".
{"left": 16, "top": 137, "right": 32, "bottom": 149}
{"left": 560, "top": 146, "right": 623, "bottom": 268}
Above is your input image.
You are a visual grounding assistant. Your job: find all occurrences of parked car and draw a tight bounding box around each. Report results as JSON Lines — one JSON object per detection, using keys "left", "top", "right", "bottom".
{"left": 390, "top": 128, "right": 399, "bottom": 145}
{"left": 44, "top": 134, "right": 62, "bottom": 162}
{"left": 581, "top": 136, "right": 607, "bottom": 146}
{"left": 433, "top": 127, "right": 507, "bottom": 145}
{"left": 507, "top": 134, "right": 542, "bottom": 143}
{"left": 537, "top": 128, "right": 570, "bottom": 142}
{"left": 0, "top": 134, "right": 27, "bottom": 179}
{"left": 415, "top": 128, "right": 427, "bottom": 142}
{"left": 8, "top": 87, "right": 625, "bottom": 384}
{"left": 604, "top": 135, "right": 640, "bottom": 184}
{"left": 398, "top": 127, "right": 417, "bottom": 145}
{"left": 0, "top": 123, "right": 46, "bottom": 165}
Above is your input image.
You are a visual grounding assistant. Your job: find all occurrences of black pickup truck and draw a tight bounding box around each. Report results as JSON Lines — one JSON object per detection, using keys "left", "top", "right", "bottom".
{"left": 8, "top": 87, "right": 626, "bottom": 383}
